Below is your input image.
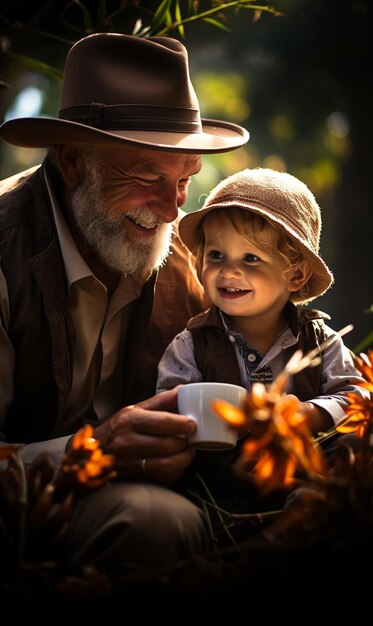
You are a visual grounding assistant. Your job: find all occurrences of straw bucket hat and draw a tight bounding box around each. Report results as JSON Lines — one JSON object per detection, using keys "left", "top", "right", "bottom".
{"left": 0, "top": 33, "right": 249, "bottom": 153}
{"left": 179, "top": 168, "right": 334, "bottom": 302}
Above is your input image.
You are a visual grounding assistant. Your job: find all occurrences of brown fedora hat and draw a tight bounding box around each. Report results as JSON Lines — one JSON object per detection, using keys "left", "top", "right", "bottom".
{"left": 0, "top": 33, "right": 249, "bottom": 153}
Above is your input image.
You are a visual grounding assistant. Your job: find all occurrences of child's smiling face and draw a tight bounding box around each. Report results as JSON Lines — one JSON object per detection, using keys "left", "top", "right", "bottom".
{"left": 201, "top": 211, "right": 301, "bottom": 322}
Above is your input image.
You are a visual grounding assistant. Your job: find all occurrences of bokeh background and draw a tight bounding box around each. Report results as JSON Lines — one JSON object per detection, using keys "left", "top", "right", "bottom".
{"left": 0, "top": 0, "right": 371, "bottom": 350}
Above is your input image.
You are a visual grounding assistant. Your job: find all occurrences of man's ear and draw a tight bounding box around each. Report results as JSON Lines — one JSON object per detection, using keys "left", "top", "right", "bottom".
{"left": 286, "top": 261, "right": 313, "bottom": 293}
{"left": 55, "top": 145, "right": 85, "bottom": 189}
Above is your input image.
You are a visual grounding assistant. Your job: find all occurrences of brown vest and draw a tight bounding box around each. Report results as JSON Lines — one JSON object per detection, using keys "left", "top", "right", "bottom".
{"left": 187, "top": 304, "right": 330, "bottom": 401}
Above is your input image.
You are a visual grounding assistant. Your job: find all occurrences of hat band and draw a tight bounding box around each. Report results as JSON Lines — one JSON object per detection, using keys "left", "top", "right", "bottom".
{"left": 59, "top": 103, "right": 203, "bottom": 133}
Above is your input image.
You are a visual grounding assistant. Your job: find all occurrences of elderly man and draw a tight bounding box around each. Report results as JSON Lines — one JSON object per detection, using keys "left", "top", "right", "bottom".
{"left": 0, "top": 33, "right": 249, "bottom": 575}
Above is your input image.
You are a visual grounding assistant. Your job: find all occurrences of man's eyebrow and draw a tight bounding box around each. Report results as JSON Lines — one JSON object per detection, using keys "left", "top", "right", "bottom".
{"left": 135, "top": 161, "right": 202, "bottom": 177}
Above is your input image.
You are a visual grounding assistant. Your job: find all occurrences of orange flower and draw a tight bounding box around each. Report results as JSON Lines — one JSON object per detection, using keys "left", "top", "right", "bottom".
{"left": 71, "top": 423, "right": 99, "bottom": 451}
{"left": 336, "top": 351, "right": 373, "bottom": 438}
{"left": 59, "top": 424, "right": 116, "bottom": 490}
{"left": 336, "top": 393, "right": 373, "bottom": 437}
{"left": 212, "top": 380, "right": 326, "bottom": 494}
{"left": 353, "top": 350, "right": 373, "bottom": 393}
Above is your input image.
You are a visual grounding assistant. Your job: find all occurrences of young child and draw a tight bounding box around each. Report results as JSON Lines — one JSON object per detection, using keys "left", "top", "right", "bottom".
{"left": 157, "top": 168, "right": 367, "bottom": 436}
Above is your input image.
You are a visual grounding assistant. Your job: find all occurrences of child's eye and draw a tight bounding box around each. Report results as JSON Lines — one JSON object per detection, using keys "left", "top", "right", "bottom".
{"left": 243, "top": 253, "right": 260, "bottom": 263}
{"left": 207, "top": 250, "right": 223, "bottom": 260}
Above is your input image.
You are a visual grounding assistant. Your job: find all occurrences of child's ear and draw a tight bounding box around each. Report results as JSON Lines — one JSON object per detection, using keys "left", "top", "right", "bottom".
{"left": 286, "top": 261, "right": 313, "bottom": 293}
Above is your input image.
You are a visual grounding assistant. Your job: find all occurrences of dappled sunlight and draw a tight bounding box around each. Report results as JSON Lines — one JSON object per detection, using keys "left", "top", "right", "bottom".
{"left": 195, "top": 72, "right": 250, "bottom": 122}
{"left": 269, "top": 114, "right": 295, "bottom": 140}
{"left": 327, "top": 111, "right": 350, "bottom": 138}
{"left": 262, "top": 154, "right": 287, "bottom": 171}
{"left": 295, "top": 160, "right": 339, "bottom": 193}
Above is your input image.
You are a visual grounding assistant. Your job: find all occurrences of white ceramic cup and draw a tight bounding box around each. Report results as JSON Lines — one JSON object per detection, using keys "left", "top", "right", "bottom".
{"left": 177, "top": 382, "right": 247, "bottom": 450}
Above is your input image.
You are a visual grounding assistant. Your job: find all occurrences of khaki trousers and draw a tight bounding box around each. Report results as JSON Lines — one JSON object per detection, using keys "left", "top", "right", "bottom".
{"left": 66, "top": 481, "right": 209, "bottom": 576}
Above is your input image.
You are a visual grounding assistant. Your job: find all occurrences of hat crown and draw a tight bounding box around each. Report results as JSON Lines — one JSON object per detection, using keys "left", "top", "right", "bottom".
{"left": 59, "top": 33, "right": 199, "bottom": 114}
{"left": 203, "top": 168, "right": 321, "bottom": 254}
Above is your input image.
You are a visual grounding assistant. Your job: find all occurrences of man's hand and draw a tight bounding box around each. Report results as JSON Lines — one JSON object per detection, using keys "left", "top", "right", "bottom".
{"left": 94, "top": 387, "right": 196, "bottom": 484}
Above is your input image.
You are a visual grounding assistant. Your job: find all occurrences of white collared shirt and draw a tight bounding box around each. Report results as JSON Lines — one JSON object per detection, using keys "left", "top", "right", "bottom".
{"left": 44, "top": 169, "right": 144, "bottom": 435}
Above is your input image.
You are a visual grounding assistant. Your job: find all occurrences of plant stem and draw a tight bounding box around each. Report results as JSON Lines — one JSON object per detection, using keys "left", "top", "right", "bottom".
{"left": 154, "top": 1, "right": 281, "bottom": 36}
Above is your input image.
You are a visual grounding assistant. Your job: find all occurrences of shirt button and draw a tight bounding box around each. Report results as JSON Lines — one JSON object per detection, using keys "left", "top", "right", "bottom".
{"left": 228, "top": 335, "right": 235, "bottom": 343}
{"left": 247, "top": 353, "right": 257, "bottom": 362}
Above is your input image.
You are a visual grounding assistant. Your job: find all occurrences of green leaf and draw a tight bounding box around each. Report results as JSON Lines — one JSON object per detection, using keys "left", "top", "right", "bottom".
{"left": 150, "top": 0, "right": 173, "bottom": 33}
{"left": 75, "top": 1, "right": 93, "bottom": 30}
{"left": 60, "top": 0, "right": 93, "bottom": 32}
{"left": 132, "top": 18, "right": 143, "bottom": 35}
{"left": 203, "top": 16, "right": 231, "bottom": 31}
{"left": 138, "top": 26, "right": 152, "bottom": 37}
{"left": 239, "top": 3, "right": 283, "bottom": 18}
{"left": 97, "top": 0, "right": 107, "bottom": 25}
{"left": 154, "top": 0, "right": 280, "bottom": 37}
{"left": 133, "top": 22, "right": 152, "bottom": 37}
{"left": 187, "top": 0, "right": 197, "bottom": 13}
{"left": 353, "top": 329, "right": 373, "bottom": 354}
{"left": 5, "top": 52, "right": 63, "bottom": 81}
{"left": 175, "top": 0, "right": 185, "bottom": 38}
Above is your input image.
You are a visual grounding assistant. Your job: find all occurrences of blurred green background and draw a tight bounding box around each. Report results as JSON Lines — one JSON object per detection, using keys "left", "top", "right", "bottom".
{"left": 0, "top": 0, "right": 371, "bottom": 350}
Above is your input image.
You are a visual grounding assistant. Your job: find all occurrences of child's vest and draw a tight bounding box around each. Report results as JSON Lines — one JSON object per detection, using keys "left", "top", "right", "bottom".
{"left": 187, "top": 305, "right": 330, "bottom": 402}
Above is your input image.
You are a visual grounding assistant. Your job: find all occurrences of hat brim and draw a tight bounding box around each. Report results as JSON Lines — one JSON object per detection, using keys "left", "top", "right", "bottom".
{"left": 0, "top": 116, "right": 249, "bottom": 154}
{"left": 179, "top": 201, "right": 334, "bottom": 303}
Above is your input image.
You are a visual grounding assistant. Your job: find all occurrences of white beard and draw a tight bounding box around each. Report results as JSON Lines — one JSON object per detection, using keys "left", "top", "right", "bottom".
{"left": 71, "top": 156, "right": 173, "bottom": 275}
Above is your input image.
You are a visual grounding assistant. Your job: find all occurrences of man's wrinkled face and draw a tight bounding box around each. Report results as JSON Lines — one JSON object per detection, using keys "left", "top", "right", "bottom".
{"left": 71, "top": 145, "right": 201, "bottom": 275}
